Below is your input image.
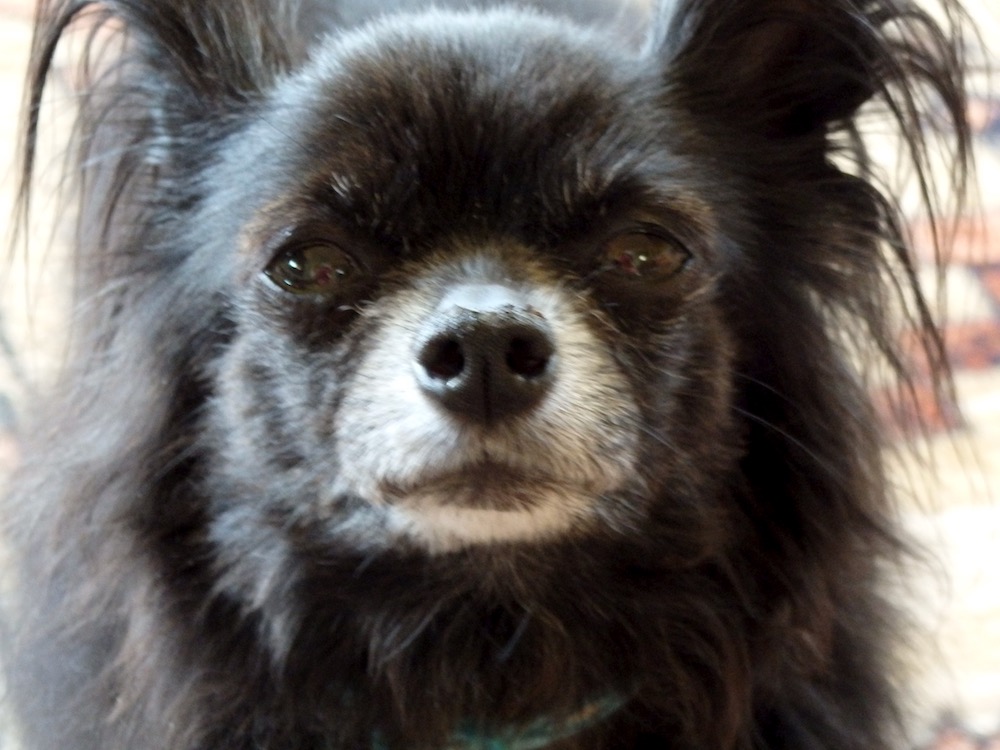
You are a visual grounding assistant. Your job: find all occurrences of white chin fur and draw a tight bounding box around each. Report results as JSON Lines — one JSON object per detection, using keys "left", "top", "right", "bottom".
{"left": 384, "top": 486, "right": 595, "bottom": 553}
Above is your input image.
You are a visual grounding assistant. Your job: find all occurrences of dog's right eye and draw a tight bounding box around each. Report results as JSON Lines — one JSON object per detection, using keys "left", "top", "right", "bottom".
{"left": 599, "top": 230, "right": 689, "bottom": 282}
{"left": 264, "top": 244, "right": 358, "bottom": 296}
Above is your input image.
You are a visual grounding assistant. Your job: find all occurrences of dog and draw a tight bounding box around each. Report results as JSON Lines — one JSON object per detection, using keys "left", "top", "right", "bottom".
{"left": 2, "top": 0, "right": 973, "bottom": 748}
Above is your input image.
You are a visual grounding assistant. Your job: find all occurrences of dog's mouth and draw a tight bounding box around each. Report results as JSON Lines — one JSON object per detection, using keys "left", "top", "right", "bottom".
{"left": 372, "top": 461, "right": 603, "bottom": 550}
{"left": 381, "top": 461, "right": 591, "bottom": 511}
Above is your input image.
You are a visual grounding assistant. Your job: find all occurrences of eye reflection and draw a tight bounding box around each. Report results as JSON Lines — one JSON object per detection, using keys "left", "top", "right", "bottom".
{"left": 264, "top": 244, "right": 357, "bottom": 296}
{"left": 601, "top": 231, "right": 689, "bottom": 280}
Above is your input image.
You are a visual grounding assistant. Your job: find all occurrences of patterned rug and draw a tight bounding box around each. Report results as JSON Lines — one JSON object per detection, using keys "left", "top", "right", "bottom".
{"left": 922, "top": 722, "right": 1000, "bottom": 750}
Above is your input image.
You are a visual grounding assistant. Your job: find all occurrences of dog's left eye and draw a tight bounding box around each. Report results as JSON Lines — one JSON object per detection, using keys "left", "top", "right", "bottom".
{"left": 600, "top": 230, "right": 689, "bottom": 281}
{"left": 264, "top": 243, "right": 358, "bottom": 296}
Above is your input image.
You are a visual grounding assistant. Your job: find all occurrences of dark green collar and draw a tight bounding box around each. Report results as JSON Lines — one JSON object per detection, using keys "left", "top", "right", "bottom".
{"left": 373, "top": 694, "right": 627, "bottom": 750}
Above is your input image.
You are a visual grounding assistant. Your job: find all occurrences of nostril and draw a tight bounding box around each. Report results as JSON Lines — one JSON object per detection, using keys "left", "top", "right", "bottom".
{"left": 506, "top": 334, "right": 552, "bottom": 379}
{"left": 419, "top": 336, "right": 465, "bottom": 381}
{"left": 414, "top": 301, "right": 557, "bottom": 423}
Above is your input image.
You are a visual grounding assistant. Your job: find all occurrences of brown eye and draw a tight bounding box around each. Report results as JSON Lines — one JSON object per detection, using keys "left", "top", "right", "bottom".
{"left": 601, "top": 231, "right": 689, "bottom": 280}
{"left": 264, "top": 244, "right": 357, "bottom": 296}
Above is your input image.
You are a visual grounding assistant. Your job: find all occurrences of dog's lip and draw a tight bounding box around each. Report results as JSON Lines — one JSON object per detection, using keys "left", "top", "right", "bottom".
{"left": 380, "top": 462, "right": 583, "bottom": 510}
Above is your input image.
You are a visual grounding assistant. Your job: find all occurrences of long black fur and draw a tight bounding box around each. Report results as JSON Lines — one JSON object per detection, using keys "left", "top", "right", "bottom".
{"left": 3, "top": 0, "right": 973, "bottom": 748}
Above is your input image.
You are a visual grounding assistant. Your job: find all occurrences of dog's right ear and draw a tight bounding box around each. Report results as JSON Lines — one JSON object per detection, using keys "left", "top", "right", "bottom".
{"left": 30, "top": 0, "right": 307, "bottom": 114}
{"left": 23, "top": 0, "right": 312, "bottom": 202}
{"left": 19, "top": 0, "right": 323, "bottom": 273}
{"left": 118, "top": 0, "right": 307, "bottom": 101}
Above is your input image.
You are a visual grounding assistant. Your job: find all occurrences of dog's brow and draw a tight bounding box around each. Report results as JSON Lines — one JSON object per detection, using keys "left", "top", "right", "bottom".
{"left": 330, "top": 172, "right": 362, "bottom": 201}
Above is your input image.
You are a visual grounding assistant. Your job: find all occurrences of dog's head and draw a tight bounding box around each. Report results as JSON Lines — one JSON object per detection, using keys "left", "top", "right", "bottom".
{"left": 133, "top": 0, "right": 955, "bottom": 565}
{"left": 25, "top": 0, "right": 966, "bottom": 567}
{"left": 197, "top": 8, "right": 741, "bottom": 556}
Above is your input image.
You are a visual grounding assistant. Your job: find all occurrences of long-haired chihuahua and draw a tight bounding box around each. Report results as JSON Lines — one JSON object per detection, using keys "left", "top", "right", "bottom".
{"left": 2, "top": 0, "right": 973, "bottom": 748}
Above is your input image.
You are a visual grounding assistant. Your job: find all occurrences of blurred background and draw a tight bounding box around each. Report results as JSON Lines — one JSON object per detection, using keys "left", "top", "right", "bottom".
{"left": 0, "top": 1, "right": 997, "bottom": 747}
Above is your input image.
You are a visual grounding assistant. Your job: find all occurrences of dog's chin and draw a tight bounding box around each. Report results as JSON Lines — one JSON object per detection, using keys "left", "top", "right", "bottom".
{"left": 373, "top": 465, "right": 604, "bottom": 553}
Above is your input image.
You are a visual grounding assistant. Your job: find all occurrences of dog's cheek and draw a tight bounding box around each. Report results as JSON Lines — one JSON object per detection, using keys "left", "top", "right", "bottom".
{"left": 658, "top": 309, "right": 737, "bottom": 470}
{"left": 207, "top": 317, "right": 356, "bottom": 498}
{"left": 619, "top": 303, "right": 740, "bottom": 540}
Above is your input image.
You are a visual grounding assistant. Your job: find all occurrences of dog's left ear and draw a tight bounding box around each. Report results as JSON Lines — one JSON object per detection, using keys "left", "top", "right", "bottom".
{"left": 651, "top": 0, "right": 960, "bottom": 140}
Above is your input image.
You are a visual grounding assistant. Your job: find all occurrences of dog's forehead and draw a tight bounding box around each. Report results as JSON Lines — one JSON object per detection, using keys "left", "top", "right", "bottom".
{"left": 255, "top": 10, "right": 671, "bottom": 242}
{"left": 304, "top": 9, "right": 645, "bottom": 125}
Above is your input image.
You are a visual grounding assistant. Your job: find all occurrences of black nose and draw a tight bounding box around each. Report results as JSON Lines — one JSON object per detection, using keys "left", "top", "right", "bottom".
{"left": 415, "top": 285, "right": 556, "bottom": 423}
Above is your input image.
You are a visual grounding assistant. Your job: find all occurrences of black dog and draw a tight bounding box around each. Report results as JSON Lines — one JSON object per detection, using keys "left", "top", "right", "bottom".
{"left": 3, "top": 0, "right": 972, "bottom": 748}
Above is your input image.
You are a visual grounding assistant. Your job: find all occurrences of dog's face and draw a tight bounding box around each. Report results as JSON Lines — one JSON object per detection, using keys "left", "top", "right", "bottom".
{"left": 201, "top": 10, "right": 735, "bottom": 556}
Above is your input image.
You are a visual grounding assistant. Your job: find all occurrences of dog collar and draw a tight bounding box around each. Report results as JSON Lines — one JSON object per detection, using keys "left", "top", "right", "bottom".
{"left": 372, "top": 694, "right": 627, "bottom": 750}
